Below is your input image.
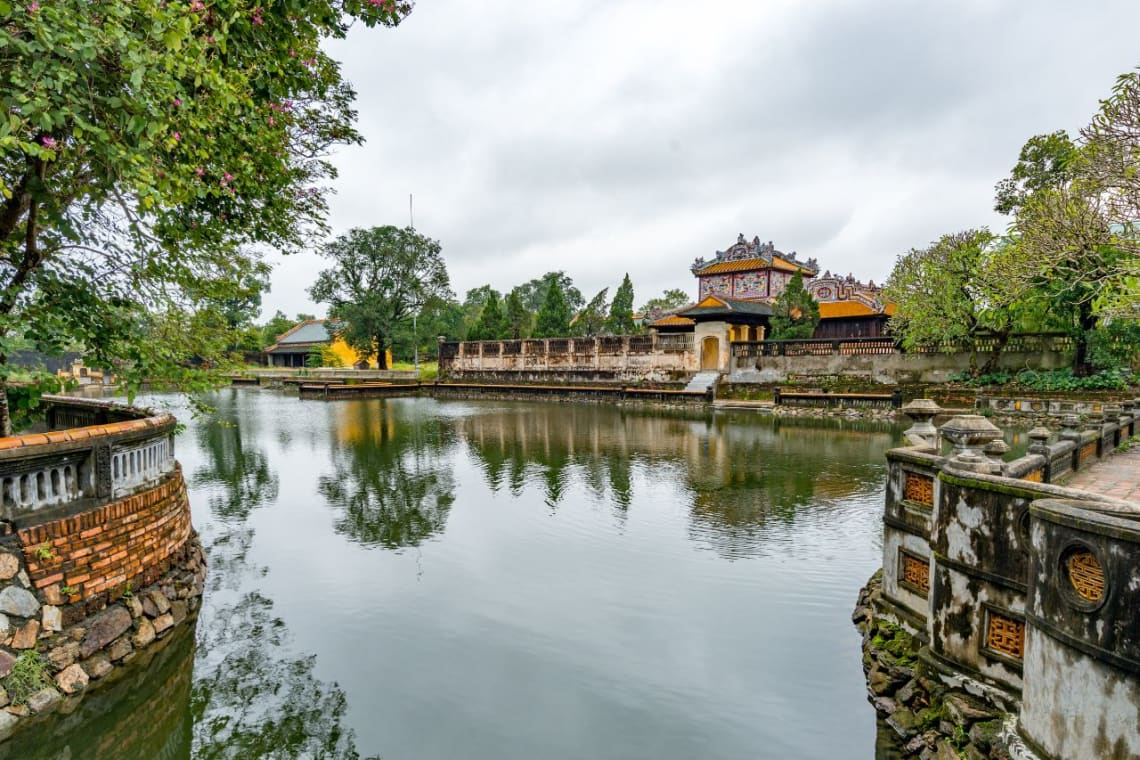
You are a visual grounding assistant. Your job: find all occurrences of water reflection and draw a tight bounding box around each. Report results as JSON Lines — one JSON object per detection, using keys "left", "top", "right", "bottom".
{"left": 189, "top": 391, "right": 367, "bottom": 759}
{"left": 459, "top": 404, "right": 897, "bottom": 557}
{"left": 319, "top": 400, "right": 457, "bottom": 549}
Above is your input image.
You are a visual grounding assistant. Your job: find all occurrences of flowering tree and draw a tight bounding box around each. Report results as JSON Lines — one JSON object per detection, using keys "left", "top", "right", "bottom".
{"left": 0, "top": 0, "right": 413, "bottom": 435}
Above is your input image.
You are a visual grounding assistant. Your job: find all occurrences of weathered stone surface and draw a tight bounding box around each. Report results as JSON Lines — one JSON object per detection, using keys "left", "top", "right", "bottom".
{"left": 869, "top": 668, "right": 895, "bottom": 695}
{"left": 0, "top": 613, "right": 8, "bottom": 639}
{"left": 895, "top": 679, "right": 919, "bottom": 705}
{"left": 141, "top": 595, "right": 158, "bottom": 618}
{"left": 0, "top": 711, "right": 17, "bottom": 742}
{"left": 11, "top": 619, "right": 40, "bottom": 650}
{"left": 935, "top": 740, "right": 960, "bottom": 760}
{"left": 0, "top": 686, "right": 8, "bottom": 709}
{"left": 43, "top": 584, "right": 63, "bottom": 606}
{"left": 887, "top": 708, "right": 917, "bottom": 738}
{"left": 968, "top": 719, "right": 1001, "bottom": 750}
{"left": 54, "top": 663, "right": 89, "bottom": 695}
{"left": 125, "top": 595, "right": 144, "bottom": 619}
{"left": 149, "top": 588, "right": 172, "bottom": 615}
{"left": 944, "top": 694, "right": 994, "bottom": 725}
{"left": 131, "top": 617, "right": 156, "bottom": 649}
{"left": 0, "top": 586, "right": 40, "bottom": 618}
{"left": 47, "top": 641, "right": 79, "bottom": 670}
{"left": 170, "top": 599, "right": 188, "bottom": 626}
{"left": 16, "top": 571, "right": 29, "bottom": 588}
{"left": 871, "top": 696, "right": 897, "bottom": 714}
{"left": 4, "top": 704, "right": 28, "bottom": 718}
{"left": 152, "top": 612, "right": 174, "bottom": 635}
{"left": 107, "top": 636, "right": 133, "bottom": 662}
{"left": 26, "top": 687, "right": 62, "bottom": 714}
{"left": 0, "top": 651, "right": 14, "bottom": 678}
{"left": 963, "top": 744, "right": 987, "bottom": 760}
{"left": 42, "top": 605, "right": 62, "bottom": 632}
{"left": 79, "top": 606, "right": 132, "bottom": 658}
{"left": 81, "top": 654, "right": 113, "bottom": 680}
{"left": 0, "top": 554, "right": 19, "bottom": 581}
{"left": 904, "top": 735, "right": 931, "bottom": 755}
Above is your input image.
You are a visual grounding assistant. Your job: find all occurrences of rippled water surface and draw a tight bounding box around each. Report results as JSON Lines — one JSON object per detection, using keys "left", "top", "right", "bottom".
{"left": 9, "top": 390, "right": 904, "bottom": 759}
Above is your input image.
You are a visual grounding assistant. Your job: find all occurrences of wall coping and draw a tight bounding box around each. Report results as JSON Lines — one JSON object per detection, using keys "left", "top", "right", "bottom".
{"left": 0, "top": 396, "right": 174, "bottom": 459}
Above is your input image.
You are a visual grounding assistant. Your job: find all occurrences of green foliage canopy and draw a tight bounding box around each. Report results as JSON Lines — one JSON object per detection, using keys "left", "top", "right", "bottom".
{"left": 0, "top": 0, "right": 413, "bottom": 434}
{"left": 605, "top": 273, "right": 636, "bottom": 334}
{"left": 533, "top": 279, "right": 571, "bottom": 338}
{"left": 309, "top": 226, "right": 452, "bottom": 369}
{"left": 769, "top": 271, "right": 819, "bottom": 340}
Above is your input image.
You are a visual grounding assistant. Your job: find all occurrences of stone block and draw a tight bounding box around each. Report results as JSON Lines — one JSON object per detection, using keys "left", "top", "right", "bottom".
{"left": 42, "top": 605, "right": 62, "bottom": 633}
{"left": 0, "top": 651, "right": 14, "bottom": 679}
{"left": 0, "top": 586, "right": 40, "bottom": 618}
{"left": 0, "top": 554, "right": 19, "bottom": 581}
{"left": 79, "top": 606, "right": 132, "bottom": 658}
{"left": 54, "top": 663, "right": 89, "bottom": 695}
{"left": 11, "top": 619, "right": 40, "bottom": 650}
{"left": 170, "top": 600, "right": 188, "bottom": 626}
{"left": 0, "top": 711, "right": 16, "bottom": 742}
{"left": 152, "top": 612, "right": 174, "bottom": 635}
{"left": 131, "top": 618, "right": 156, "bottom": 649}
{"left": 107, "top": 636, "right": 132, "bottom": 662}
{"left": 81, "top": 654, "right": 113, "bottom": 681}
{"left": 125, "top": 596, "right": 144, "bottom": 619}
{"left": 43, "top": 584, "right": 63, "bottom": 606}
{"left": 26, "top": 687, "right": 62, "bottom": 715}
{"left": 47, "top": 641, "right": 79, "bottom": 670}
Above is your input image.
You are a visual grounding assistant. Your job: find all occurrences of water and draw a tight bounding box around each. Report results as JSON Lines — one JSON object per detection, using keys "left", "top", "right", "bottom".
{"left": 8, "top": 390, "right": 904, "bottom": 759}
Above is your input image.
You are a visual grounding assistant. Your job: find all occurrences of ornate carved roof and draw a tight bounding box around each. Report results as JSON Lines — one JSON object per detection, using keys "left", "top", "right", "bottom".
{"left": 691, "top": 234, "right": 819, "bottom": 275}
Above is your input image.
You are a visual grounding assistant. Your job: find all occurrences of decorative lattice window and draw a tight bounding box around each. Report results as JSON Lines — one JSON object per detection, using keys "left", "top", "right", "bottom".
{"left": 1079, "top": 442, "right": 1097, "bottom": 464}
{"left": 1023, "top": 470, "right": 1043, "bottom": 483}
{"left": 986, "top": 611, "right": 1025, "bottom": 660}
{"left": 904, "top": 472, "right": 934, "bottom": 507}
{"left": 899, "top": 550, "right": 929, "bottom": 595}
{"left": 1066, "top": 550, "right": 1105, "bottom": 603}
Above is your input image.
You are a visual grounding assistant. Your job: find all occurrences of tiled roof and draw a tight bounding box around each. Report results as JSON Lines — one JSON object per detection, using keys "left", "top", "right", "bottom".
{"left": 818, "top": 301, "right": 894, "bottom": 319}
{"left": 694, "top": 256, "right": 811, "bottom": 276}
{"left": 267, "top": 319, "right": 341, "bottom": 352}
{"left": 682, "top": 296, "right": 773, "bottom": 318}
{"left": 648, "top": 315, "right": 696, "bottom": 327}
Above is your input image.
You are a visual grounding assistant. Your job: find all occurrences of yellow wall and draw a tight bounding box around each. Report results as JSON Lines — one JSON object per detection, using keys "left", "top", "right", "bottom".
{"left": 325, "top": 338, "right": 392, "bottom": 369}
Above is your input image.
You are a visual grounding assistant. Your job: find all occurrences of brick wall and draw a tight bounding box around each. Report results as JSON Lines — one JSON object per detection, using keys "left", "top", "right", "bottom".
{"left": 17, "top": 467, "right": 192, "bottom": 603}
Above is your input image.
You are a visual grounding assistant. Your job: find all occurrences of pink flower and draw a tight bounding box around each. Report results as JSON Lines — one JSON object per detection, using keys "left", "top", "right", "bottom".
{"left": 173, "top": 98, "right": 183, "bottom": 107}
{"left": 189, "top": 0, "right": 204, "bottom": 11}
{"left": 268, "top": 117, "right": 275, "bottom": 126}
{"left": 223, "top": 172, "right": 233, "bottom": 182}
{"left": 27, "top": 1, "right": 39, "bottom": 12}
{"left": 40, "top": 136, "right": 56, "bottom": 149}
{"left": 195, "top": 167, "right": 205, "bottom": 176}
{"left": 173, "top": 132, "right": 182, "bottom": 141}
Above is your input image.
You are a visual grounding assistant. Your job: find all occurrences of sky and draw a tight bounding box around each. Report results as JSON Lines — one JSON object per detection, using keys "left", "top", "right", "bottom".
{"left": 263, "top": 0, "right": 1140, "bottom": 319}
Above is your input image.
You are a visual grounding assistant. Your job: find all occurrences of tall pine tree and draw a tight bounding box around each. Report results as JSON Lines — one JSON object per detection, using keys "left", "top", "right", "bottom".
{"left": 534, "top": 280, "right": 572, "bottom": 337}
{"left": 504, "top": 290, "right": 531, "bottom": 339}
{"left": 769, "top": 272, "right": 819, "bottom": 339}
{"left": 606, "top": 274, "right": 636, "bottom": 334}
{"left": 468, "top": 291, "right": 506, "bottom": 340}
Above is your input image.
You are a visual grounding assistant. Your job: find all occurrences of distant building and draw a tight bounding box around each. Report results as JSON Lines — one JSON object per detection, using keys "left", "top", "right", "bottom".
{"left": 649, "top": 234, "right": 893, "bottom": 340}
{"left": 264, "top": 319, "right": 391, "bottom": 368}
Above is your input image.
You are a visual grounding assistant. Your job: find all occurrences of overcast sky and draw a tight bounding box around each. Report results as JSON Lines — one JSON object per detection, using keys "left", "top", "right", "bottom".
{"left": 262, "top": 0, "right": 1140, "bottom": 319}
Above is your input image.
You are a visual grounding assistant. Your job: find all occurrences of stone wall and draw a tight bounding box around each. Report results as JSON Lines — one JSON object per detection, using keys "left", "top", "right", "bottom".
{"left": 862, "top": 400, "right": 1140, "bottom": 759}
{"left": 0, "top": 397, "right": 203, "bottom": 742}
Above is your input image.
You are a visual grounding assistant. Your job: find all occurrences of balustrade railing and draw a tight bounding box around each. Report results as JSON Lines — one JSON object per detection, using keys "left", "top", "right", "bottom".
{"left": 0, "top": 396, "right": 177, "bottom": 521}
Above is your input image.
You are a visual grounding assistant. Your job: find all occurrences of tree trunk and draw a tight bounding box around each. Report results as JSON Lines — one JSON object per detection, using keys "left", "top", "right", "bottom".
{"left": 979, "top": 330, "right": 1012, "bottom": 376}
{"left": 0, "top": 360, "right": 11, "bottom": 438}
{"left": 1073, "top": 304, "right": 1097, "bottom": 377}
{"left": 375, "top": 337, "right": 388, "bottom": 370}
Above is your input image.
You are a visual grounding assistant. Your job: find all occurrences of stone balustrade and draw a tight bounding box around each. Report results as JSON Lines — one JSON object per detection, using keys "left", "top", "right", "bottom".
{"left": 0, "top": 396, "right": 175, "bottom": 520}
{"left": 874, "top": 398, "right": 1139, "bottom": 759}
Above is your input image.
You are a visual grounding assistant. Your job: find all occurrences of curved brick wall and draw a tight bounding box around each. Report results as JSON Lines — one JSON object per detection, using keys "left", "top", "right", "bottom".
{"left": 0, "top": 397, "right": 203, "bottom": 743}
{"left": 17, "top": 468, "right": 191, "bottom": 612}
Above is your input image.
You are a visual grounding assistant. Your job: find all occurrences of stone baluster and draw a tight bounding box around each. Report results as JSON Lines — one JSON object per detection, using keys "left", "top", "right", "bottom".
{"left": 940, "top": 415, "right": 1004, "bottom": 474}
{"left": 1059, "top": 414, "right": 1082, "bottom": 444}
{"left": 984, "top": 439, "right": 1010, "bottom": 473}
{"left": 900, "top": 398, "right": 942, "bottom": 451}
{"left": 1027, "top": 427, "right": 1052, "bottom": 457}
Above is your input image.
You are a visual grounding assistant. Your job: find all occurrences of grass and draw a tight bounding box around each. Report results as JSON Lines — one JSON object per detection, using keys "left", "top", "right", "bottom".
{"left": 5, "top": 652, "right": 53, "bottom": 705}
{"left": 389, "top": 361, "right": 439, "bottom": 381}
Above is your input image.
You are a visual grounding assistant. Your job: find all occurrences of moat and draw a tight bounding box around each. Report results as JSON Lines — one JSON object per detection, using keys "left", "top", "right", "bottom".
{"left": 8, "top": 389, "right": 906, "bottom": 759}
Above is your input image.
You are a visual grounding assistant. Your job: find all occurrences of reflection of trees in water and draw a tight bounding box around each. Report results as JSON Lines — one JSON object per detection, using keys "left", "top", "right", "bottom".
{"left": 460, "top": 404, "right": 897, "bottom": 556}
{"left": 191, "top": 390, "right": 279, "bottom": 522}
{"left": 186, "top": 391, "right": 368, "bottom": 759}
{"left": 319, "top": 400, "right": 457, "bottom": 549}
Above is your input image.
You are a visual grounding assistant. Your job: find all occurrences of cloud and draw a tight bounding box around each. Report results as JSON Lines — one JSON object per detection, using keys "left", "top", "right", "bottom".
{"left": 260, "top": 0, "right": 1140, "bottom": 318}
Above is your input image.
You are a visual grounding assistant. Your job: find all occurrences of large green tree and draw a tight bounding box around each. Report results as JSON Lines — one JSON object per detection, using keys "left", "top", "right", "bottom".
{"left": 0, "top": 0, "right": 412, "bottom": 434}
{"left": 533, "top": 279, "right": 571, "bottom": 338}
{"left": 309, "top": 226, "right": 452, "bottom": 369}
{"left": 638, "top": 288, "right": 690, "bottom": 318}
{"left": 503, "top": 289, "right": 530, "bottom": 340}
{"left": 884, "top": 229, "right": 1026, "bottom": 374}
{"left": 769, "top": 271, "right": 819, "bottom": 340}
{"left": 515, "top": 272, "right": 584, "bottom": 314}
{"left": 605, "top": 273, "right": 636, "bottom": 334}
{"left": 467, "top": 290, "right": 506, "bottom": 341}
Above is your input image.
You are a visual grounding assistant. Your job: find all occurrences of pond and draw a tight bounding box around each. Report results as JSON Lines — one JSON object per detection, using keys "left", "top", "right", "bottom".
{"left": 6, "top": 390, "right": 905, "bottom": 759}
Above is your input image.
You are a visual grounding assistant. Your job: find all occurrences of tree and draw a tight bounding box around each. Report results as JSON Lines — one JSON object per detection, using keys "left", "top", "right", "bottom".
{"left": 504, "top": 289, "right": 530, "bottom": 340}
{"left": 994, "top": 131, "right": 1079, "bottom": 216}
{"left": 572, "top": 288, "right": 609, "bottom": 336}
{"left": 639, "top": 288, "right": 690, "bottom": 318}
{"left": 769, "top": 271, "right": 820, "bottom": 341}
{"left": 605, "top": 274, "right": 636, "bottom": 334}
{"left": 0, "top": 0, "right": 413, "bottom": 435}
{"left": 884, "top": 230, "right": 1029, "bottom": 374}
{"left": 514, "top": 272, "right": 584, "bottom": 314}
{"left": 309, "top": 226, "right": 452, "bottom": 370}
{"left": 467, "top": 290, "right": 506, "bottom": 341}
{"left": 533, "top": 279, "right": 571, "bottom": 338}
{"left": 259, "top": 311, "right": 295, "bottom": 349}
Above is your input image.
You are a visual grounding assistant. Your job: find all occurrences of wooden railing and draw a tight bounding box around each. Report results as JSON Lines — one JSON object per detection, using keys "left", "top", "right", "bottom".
{"left": 732, "top": 332, "right": 1076, "bottom": 359}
